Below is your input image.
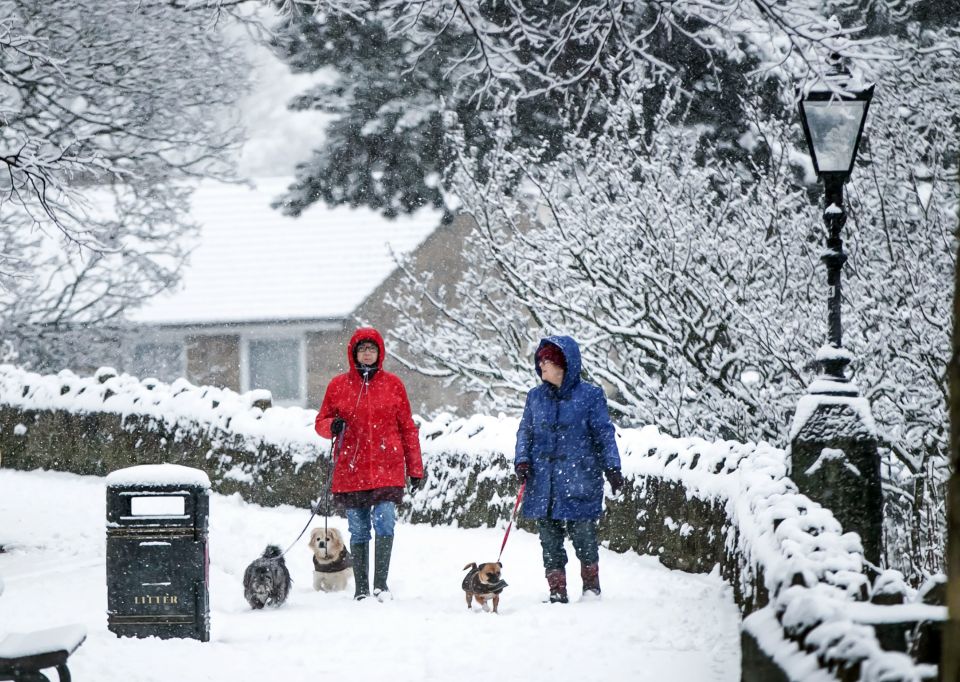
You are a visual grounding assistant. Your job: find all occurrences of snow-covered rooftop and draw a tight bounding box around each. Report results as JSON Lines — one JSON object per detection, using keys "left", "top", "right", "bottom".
{"left": 129, "top": 178, "right": 441, "bottom": 326}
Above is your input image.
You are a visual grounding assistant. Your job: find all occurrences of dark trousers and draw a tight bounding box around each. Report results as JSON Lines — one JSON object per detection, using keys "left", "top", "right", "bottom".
{"left": 537, "top": 518, "right": 599, "bottom": 571}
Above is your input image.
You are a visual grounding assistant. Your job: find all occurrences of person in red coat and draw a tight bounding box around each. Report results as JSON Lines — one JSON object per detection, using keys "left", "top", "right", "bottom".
{"left": 315, "top": 327, "right": 423, "bottom": 601}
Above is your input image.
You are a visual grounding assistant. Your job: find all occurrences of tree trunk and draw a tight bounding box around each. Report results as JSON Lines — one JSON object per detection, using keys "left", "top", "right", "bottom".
{"left": 945, "top": 174, "right": 960, "bottom": 681}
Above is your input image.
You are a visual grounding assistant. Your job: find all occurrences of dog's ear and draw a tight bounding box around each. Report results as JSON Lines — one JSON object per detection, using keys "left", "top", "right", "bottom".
{"left": 497, "top": 562, "right": 502, "bottom": 568}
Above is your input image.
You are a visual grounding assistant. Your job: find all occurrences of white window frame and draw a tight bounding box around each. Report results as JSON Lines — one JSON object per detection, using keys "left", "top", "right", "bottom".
{"left": 239, "top": 331, "right": 307, "bottom": 407}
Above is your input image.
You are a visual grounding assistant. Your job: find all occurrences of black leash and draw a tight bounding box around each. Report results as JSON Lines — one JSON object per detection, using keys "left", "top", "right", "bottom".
{"left": 277, "top": 505, "right": 319, "bottom": 559}
{"left": 269, "top": 432, "right": 342, "bottom": 560}
{"left": 320, "top": 431, "right": 339, "bottom": 558}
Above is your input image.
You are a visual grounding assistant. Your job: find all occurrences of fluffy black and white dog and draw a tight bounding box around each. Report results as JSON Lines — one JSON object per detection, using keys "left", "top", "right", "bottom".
{"left": 243, "top": 545, "right": 292, "bottom": 609}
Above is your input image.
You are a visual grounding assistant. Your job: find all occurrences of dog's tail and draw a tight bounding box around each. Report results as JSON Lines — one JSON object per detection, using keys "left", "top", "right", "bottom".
{"left": 463, "top": 562, "right": 477, "bottom": 571}
{"left": 262, "top": 544, "right": 284, "bottom": 559}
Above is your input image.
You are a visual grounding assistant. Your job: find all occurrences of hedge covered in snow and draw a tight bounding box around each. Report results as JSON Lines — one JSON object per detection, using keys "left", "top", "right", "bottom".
{"left": 0, "top": 365, "right": 937, "bottom": 681}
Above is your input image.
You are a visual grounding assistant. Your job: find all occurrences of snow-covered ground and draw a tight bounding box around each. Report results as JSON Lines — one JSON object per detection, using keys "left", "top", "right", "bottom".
{"left": 0, "top": 469, "right": 741, "bottom": 681}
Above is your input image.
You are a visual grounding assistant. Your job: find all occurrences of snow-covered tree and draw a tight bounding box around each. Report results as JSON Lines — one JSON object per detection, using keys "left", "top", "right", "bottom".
{"left": 0, "top": 0, "right": 250, "bottom": 369}
{"left": 848, "top": 25, "right": 959, "bottom": 578}
{"left": 389, "top": 86, "right": 817, "bottom": 441}
{"left": 388, "top": 27, "right": 959, "bottom": 575}
{"left": 269, "top": 8, "right": 462, "bottom": 219}
{"left": 272, "top": 0, "right": 888, "bottom": 219}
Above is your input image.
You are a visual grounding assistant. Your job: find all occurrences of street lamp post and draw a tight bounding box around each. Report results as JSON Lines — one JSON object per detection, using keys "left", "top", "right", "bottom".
{"left": 796, "top": 53, "right": 875, "bottom": 386}
{"left": 790, "top": 54, "right": 884, "bottom": 568}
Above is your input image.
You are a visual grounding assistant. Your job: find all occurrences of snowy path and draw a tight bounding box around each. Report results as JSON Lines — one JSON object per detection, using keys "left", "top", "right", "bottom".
{"left": 0, "top": 470, "right": 740, "bottom": 681}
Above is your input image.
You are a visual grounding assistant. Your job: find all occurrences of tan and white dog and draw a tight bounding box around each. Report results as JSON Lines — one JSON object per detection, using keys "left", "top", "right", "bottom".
{"left": 308, "top": 527, "right": 352, "bottom": 592}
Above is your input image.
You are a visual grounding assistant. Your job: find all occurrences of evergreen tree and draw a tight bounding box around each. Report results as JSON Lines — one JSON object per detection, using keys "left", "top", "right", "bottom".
{"left": 271, "top": 1, "right": 777, "bottom": 220}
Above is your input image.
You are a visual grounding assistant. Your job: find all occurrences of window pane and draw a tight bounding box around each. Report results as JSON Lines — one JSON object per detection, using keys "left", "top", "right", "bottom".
{"left": 802, "top": 100, "right": 865, "bottom": 173}
{"left": 132, "top": 342, "right": 184, "bottom": 383}
{"left": 248, "top": 339, "right": 301, "bottom": 402}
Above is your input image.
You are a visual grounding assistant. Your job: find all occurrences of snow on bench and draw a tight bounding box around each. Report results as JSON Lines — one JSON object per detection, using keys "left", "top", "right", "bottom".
{"left": 0, "top": 625, "right": 86, "bottom": 682}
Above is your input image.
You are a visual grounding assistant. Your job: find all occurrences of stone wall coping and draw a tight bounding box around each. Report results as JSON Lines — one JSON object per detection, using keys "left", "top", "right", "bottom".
{"left": 844, "top": 601, "right": 947, "bottom": 625}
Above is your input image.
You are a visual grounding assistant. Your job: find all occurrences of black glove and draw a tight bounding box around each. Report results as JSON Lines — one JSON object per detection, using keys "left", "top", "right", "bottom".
{"left": 330, "top": 417, "right": 346, "bottom": 436}
{"left": 408, "top": 477, "right": 422, "bottom": 491}
{"left": 604, "top": 469, "right": 624, "bottom": 495}
{"left": 515, "top": 462, "right": 530, "bottom": 484}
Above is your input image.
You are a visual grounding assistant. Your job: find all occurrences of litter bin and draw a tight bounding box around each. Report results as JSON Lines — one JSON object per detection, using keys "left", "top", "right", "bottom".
{"left": 105, "top": 464, "right": 210, "bottom": 641}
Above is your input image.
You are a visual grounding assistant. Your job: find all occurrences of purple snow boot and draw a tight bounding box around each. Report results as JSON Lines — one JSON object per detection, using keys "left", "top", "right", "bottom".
{"left": 546, "top": 569, "right": 568, "bottom": 604}
{"left": 581, "top": 562, "right": 601, "bottom": 599}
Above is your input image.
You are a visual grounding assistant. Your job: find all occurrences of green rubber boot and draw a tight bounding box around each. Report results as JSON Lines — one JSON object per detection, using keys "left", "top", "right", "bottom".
{"left": 373, "top": 535, "right": 394, "bottom": 601}
{"left": 351, "top": 542, "right": 370, "bottom": 601}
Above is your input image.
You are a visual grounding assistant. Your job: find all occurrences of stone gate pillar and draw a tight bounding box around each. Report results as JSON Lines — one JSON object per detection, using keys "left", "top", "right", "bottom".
{"left": 789, "top": 369, "right": 883, "bottom": 568}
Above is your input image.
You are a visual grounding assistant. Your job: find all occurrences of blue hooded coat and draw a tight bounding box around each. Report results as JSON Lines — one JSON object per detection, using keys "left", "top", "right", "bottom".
{"left": 514, "top": 336, "right": 621, "bottom": 520}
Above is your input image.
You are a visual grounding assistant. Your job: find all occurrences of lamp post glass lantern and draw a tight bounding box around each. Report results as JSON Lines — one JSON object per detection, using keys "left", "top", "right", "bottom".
{"left": 797, "top": 55, "right": 874, "bottom": 391}
{"left": 800, "top": 98, "right": 870, "bottom": 175}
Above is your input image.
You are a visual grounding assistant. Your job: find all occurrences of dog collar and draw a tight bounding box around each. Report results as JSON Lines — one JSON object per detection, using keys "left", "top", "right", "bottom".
{"left": 313, "top": 548, "right": 352, "bottom": 573}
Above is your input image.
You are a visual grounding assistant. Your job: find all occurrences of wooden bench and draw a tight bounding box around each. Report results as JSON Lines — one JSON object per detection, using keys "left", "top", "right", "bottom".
{"left": 0, "top": 625, "right": 86, "bottom": 682}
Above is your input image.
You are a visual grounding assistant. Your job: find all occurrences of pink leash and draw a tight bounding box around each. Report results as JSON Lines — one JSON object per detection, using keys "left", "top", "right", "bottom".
{"left": 497, "top": 481, "right": 526, "bottom": 563}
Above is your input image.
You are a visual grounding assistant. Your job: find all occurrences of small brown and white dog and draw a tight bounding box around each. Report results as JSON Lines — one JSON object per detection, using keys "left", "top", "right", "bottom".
{"left": 308, "top": 527, "right": 352, "bottom": 592}
{"left": 462, "top": 562, "right": 508, "bottom": 613}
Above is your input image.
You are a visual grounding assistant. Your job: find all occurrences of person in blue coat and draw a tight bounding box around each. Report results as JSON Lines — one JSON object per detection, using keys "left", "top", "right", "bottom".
{"left": 514, "top": 335, "right": 623, "bottom": 603}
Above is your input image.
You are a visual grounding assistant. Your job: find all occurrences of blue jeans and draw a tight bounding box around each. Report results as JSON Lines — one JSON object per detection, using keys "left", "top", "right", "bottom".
{"left": 537, "top": 518, "right": 599, "bottom": 570}
{"left": 346, "top": 501, "right": 396, "bottom": 544}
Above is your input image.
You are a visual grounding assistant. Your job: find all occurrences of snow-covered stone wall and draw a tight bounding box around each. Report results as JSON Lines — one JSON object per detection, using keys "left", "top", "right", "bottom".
{"left": 0, "top": 366, "right": 331, "bottom": 510}
{"left": 0, "top": 365, "right": 937, "bottom": 681}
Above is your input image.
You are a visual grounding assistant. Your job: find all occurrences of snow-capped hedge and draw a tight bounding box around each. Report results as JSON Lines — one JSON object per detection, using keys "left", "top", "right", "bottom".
{"left": 0, "top": 365, "right": 932, "bottom": 681}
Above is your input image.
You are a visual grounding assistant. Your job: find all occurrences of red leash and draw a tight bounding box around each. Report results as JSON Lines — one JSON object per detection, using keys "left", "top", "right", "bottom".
{"left": 497, "top": 481, "right": 526, "bottom": 563}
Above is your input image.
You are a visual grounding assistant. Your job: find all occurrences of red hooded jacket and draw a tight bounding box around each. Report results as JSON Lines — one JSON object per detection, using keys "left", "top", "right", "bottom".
{"left": 315, "top": 328, "right": 423, "bottom": 495}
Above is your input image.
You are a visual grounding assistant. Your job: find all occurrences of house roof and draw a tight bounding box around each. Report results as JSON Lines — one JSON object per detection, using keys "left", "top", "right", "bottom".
{"left": 130, "top": 178, "right": 440, "bottom": 326}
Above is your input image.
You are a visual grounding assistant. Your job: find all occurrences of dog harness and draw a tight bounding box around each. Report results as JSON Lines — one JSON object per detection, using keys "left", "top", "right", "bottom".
{"left": 313, "top": 548, "right": 352, "bottom": 573}
{"left": 462, "top": 566, "right": 508, "bottom": 595}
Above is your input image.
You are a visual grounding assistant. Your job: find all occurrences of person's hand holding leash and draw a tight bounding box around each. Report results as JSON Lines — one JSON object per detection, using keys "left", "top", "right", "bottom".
{"left": 514, "top": 462, "right": 530, "bottom": 484}
{"left": 330, "top": 417, "right": 346, "bottom": 436}
{"left": 604, "top": 468, "right": 624, "bottom": 495}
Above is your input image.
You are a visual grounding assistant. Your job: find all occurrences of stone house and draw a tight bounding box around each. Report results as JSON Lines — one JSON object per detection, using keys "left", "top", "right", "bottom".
{"left": 122, "top": 177, "right": 475, "bottom": 416}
